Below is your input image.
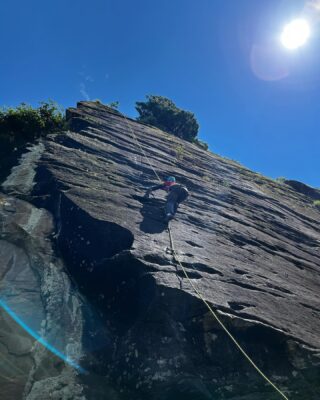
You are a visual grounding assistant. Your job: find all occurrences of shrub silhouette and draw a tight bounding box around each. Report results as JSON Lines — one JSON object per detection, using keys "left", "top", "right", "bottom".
{"left": 0, "top": 100, "right": 66, "bottom": 182}
{"left": 136, "top": 95, "right": 199, "bottom": 142}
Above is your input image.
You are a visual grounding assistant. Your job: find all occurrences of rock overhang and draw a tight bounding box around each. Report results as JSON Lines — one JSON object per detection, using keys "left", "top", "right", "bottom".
{"left": 29, "top": 101, "right": 320, "bottom": 350}
{"left": 2, "top": 101, "right": 318, "bottom": 399}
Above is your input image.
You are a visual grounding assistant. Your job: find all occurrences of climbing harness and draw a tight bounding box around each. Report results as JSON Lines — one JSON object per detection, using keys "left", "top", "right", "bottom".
{"left": 118, "top": 109, "right": 290, "bottom": 400}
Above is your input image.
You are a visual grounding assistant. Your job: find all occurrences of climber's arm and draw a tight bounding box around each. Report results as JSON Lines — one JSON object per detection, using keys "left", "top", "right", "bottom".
{"left": 144, "top": 183, "right": 164, "bottom": 198}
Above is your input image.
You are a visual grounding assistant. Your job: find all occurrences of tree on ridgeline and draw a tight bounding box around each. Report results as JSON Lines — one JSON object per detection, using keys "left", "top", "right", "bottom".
{"left": 135, "top": 95, "right": 199, "bottom": 142}
{"left": 0, "top": 100, "right": 66, "bottom": 182}
{"left": 0, "top": 100, "right": 65, "bottom": 140}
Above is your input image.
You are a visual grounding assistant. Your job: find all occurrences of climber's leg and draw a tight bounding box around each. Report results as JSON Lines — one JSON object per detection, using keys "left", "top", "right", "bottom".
{"left": 165, "top": 200, "right": 176, "bottom": 221}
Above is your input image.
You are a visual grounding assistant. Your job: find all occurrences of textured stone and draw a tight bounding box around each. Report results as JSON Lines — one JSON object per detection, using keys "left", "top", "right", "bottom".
{"left": 284, "top": 180, "right": 320, "bottom": 201}
{"left": 1, "top": 101, "right": 320, "bottom": 399}
{"left": 0, "top": 193, "right": 85, "bottom": 400}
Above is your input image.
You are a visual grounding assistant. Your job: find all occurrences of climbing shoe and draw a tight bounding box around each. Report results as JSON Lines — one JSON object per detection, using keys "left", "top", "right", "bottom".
{"left": 164, "top": 213, "right": 173, "bottom": 222}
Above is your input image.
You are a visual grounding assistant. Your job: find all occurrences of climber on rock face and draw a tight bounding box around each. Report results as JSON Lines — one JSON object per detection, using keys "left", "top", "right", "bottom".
{"left": 144, "top": 176, "right": 189, "bottom": 222}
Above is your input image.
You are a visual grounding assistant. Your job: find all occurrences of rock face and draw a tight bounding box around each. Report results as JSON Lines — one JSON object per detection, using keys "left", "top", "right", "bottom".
{"left": 0, "top": 194, "right": 85, "bottom": 400}
{"left": 1, "top": 101, "right": 320, "bottom": 399}
{"left": 284, "top": 180, "right": 320, "bottom": 201}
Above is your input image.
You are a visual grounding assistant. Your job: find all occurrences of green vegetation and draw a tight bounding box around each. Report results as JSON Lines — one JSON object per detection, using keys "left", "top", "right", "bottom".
{"left": 107, "top": 101, "right": 120, "bottom": 110}
{"left": 0, "top": 96, "right": 209, "bottom": 183}
{"left": 106, "top": 101, "right": 121, "bottom": 115}
{"left": 0, "top": 101, "right": 66, "bottom": 182}
{"left": 174, "top": 144, "right": 185, "bottom": 161}
{"left": 136, "top": 95, "right": 200, "bottom": 143}
{"left": 94, "top": 99, "right": 121, "bottom": 114}
{"left": 0, "top": 101, "right": 65, "bottom": 139}
{"left": 275, "top": 177, "right": 287, "bottom": 183}
{"left": 88, "top": 96, "right": 208, "bottom": 150}
{"left": 192, "top": 137, "right": 209, "bottom": 150}
{"left": 313, "top": 200, "right": 320, "bottom": 208}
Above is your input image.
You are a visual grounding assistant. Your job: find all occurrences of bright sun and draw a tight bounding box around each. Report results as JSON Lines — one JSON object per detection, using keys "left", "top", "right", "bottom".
{"left": 281, "top": 19, "right": 311, "bottom": 49}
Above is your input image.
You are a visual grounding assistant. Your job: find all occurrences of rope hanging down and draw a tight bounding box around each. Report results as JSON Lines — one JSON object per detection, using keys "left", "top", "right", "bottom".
{"left": 121, "top": 112, "right": 162, "bottom": 183}
{"left": 167, "top": 224, "right": 289, "bottom": 400}
{"left": 118, "top": 109, "right": 290, "bottom": 400}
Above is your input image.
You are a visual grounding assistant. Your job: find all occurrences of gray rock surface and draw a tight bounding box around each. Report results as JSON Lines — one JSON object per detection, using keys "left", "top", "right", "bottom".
{"left": 284, "top": 180, "right": 320, "bottom": 201}
{"left": 0, "top": 193, "right": 85, "bottom": 400}
{"left": 1, "top": 101, "right": 319, "bottom": 399}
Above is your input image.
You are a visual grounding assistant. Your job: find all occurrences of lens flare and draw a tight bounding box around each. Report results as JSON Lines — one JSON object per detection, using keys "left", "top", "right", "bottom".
{"left": 281, "top": 19, "right": 311, "bottom": 49}
{"left": 0, "top": 299, "right": 86, "bottom": 373}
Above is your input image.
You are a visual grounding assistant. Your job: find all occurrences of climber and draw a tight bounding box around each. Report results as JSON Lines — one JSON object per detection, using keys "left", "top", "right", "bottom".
{"left": 144, "top": 176, "right": 189, "bottom": 222}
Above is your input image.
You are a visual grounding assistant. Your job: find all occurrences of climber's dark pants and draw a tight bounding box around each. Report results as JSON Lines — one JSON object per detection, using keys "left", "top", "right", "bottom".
{"left": 165, "top": 186, "right": 189, "bottom": 216}
{"left": 165, "top": 200, "right": 178, "bottom": 216}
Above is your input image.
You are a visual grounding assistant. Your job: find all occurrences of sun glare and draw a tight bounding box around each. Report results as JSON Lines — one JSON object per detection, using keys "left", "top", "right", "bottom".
{"left": 281, "top": 19, "right": 311, "bottom": 49}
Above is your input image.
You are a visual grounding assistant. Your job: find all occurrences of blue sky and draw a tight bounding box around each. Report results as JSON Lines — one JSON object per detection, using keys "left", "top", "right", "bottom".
{"left": 1, "top": 0, "right": 319, "bottom": 187}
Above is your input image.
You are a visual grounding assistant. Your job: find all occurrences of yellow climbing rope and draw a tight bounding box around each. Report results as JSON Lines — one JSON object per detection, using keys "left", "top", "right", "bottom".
{"left": 121, "top": 111, "right": 162, "bottom": 183}
{"left": 167, "top": 224, "right": 289, "bottom": 400}
{"left": 117, "top": 108, "right": 290, "bottom": 400}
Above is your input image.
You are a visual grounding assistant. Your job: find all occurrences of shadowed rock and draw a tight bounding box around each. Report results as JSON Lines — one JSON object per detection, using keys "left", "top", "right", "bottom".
{"left": 0, "top": 194, "right": 86, "bottom": 400}
{"left": 1, "top": 101, "right": 319, "bottom": 399}
{"left": 284, "top": 179, "right": 320, "bottom": 201}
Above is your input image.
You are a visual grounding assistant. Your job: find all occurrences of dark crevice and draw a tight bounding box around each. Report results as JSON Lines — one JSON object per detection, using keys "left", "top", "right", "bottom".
{"left": 143, "top": 254, "right": 172, "bottom": 266}
{"left": 182, "top": 262, "right": 224, "bottom": 276}
{"left": 300, "top": 303, "right": 320, "bottom": 313}
{"left": 229, "top": 234, "right": 283, "bottom": 252}
{"left": 215, "top": 211, "right": 253, "bottom": 228}
{"left": 230, "top": 185, "right": 268, "bottom": 200}
{"left": 233, "top": 268, "right": 247, "bottom": 275}
{"left": 228, "top": 302, "right": 256, "bottom": 311}
{"left": 227, "top": 279, "right": 268, "bottom": 292}
{"left": 185, "top": 240, "right": 204, "bottom": 249}
{"left": 176, "top": 270, "right": 202, "bottom": 279}
{"left": 226, "top": 279, "right": 285, "bottom": 298}
{"left": 266, "top": 283, "right": 293, "bottom": 295}
{"left": 187, "top": 215, "right": 207, "bottom": 226}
